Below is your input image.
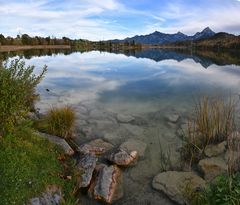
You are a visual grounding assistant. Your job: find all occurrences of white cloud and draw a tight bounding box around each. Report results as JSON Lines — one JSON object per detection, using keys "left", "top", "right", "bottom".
{"left": 0, "top": 0, "right": 240, "bottom": 40}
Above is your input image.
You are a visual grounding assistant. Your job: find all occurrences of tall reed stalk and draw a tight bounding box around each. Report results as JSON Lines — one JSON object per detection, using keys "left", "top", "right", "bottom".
{"left": 181, "top": 95, "right": 236, "bottom": 166}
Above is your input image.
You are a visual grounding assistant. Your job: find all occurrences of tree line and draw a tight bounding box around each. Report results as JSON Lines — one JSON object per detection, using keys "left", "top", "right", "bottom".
{"left": 0, "top": 33, "right": 92, "bottom": 47}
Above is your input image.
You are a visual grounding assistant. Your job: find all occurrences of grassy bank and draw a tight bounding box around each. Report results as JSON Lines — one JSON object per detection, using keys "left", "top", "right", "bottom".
{"left": 0, "top": 126, "right": 77, "bottom": 205}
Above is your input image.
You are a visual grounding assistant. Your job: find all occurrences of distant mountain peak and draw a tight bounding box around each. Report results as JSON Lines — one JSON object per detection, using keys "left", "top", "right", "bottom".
{"left": 202, "top": 27, "right": 214, "bottom": 32}
{"left": 192, "top": 27, "right": 215, "bottom": 40}
{"left": 110, "top": 27, "right": 217, "bottom": 45}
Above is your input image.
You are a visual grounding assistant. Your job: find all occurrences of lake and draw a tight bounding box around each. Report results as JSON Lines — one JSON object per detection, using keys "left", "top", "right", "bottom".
{"left": 3, "top": 48, "right": 240, "bottom": 204}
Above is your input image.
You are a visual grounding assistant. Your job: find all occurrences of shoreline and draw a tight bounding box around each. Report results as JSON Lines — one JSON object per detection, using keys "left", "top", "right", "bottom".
{"left": 0, "top": 45, "right": 71, "bottom": 52}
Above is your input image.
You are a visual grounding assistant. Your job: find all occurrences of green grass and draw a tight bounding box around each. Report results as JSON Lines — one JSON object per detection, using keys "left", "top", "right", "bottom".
{"left": 0, "top": 126, "right": 77, "bottom": 205}
{"left": 36, "top": 106, "right": 76, "bottom": 139}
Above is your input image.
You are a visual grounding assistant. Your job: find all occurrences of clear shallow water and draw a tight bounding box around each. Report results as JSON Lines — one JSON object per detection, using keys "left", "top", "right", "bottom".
{"left": 5, "top": 49, "right": 240, "bottom": 204}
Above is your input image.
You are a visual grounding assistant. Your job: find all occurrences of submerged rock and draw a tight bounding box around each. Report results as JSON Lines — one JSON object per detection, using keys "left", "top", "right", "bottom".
{"left": 78, "top": 139, "right": 114, "bottom": 155}
{"left": 38, "top": 132, "right": 74, "bottom": 156}
{"left": 77, "top": 153, "right": 97, "bottom": 188}
{"left": 120, "top": 139, "right": 147, "bottom": 157}
{"left": 165, "top": 113, "right": 179, "bottom": 123}
{"left": 29, "top": 185, "right": 62, "bottom": 205}
{"left": 117, "top": 114, "right": 134, "bottom": 123}
{"left": 88, "top": 165, "right": 123, "bottom": 203}
{"left": 152, "top": 171, "right": 206, "bottom": 205}
{"left": 107, "top": 149, "right": 138, "bottom": 166}
{"left": 198, "top": 157, "right": 228, "bottom": 181}
{"left": 204, "top": 141, "right": 227, "bottom": 157}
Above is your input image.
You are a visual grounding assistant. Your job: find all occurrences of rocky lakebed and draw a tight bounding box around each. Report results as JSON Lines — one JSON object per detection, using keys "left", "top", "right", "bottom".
{"left": 28, "top": 99, "right": 240, "bottom": 205}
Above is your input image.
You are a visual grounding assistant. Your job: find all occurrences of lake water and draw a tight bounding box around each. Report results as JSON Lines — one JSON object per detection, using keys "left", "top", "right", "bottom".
{"left": 3, "top": 49, "right": 240, "bottom": 204}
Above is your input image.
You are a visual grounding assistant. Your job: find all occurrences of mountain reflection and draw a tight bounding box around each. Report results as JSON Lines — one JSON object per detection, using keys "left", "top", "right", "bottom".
{"left": 1, "top": 48, "right": 240, "bottom": 68}
{"left": 108, "top": 48, "right": 240, "bottom": 68}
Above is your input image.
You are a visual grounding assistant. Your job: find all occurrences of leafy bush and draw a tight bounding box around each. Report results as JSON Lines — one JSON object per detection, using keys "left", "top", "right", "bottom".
{"left": 0, "top": 58, "right": 47, "bottom": 135}
{"left": 37, "top": 106, "right": 76, "bottom": 139}
{"left": 192, "top": 173, "right": 240, "bottom": 205}
{"left": 181, "top": 96, "right": 236, "bottom": 165}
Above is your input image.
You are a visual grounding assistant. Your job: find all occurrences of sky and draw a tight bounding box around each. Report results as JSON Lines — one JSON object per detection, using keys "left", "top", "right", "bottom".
{"left": 0, "top": 0, "right": 240, "bottom": 41}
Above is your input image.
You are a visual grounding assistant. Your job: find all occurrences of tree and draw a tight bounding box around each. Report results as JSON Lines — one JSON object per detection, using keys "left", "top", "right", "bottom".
{"left": 0, "top": 34, "right": 6, "bottom": 45}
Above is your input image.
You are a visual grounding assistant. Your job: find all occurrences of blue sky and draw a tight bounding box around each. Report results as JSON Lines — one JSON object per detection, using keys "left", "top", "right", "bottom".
{"left": 0, "top": 0, "right": 240, "bottom": 40}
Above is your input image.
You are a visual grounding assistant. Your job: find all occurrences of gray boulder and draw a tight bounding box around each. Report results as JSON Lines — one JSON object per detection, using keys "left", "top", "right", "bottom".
{"left": 88, "top": 165, "right": 123, "bottom": 203}
{"left": 107, "top": 149, "right": 138, "bottom": 166}
{"left": 78, "top": 139, "right": 114, "bottom": 155}
{"left": 198, "top": 157, "right": 228, "bottom": 181}
{"left": 117, "top": 114, "right": 134, "bottom": 123}
{"left": 37, "top": 132, "right": 74, "bottom": 156}
{"left": 165, "top": 113, "right": 179, "bottom": 123}
{"left": 29, "top": 185, "right": 62, "bottom": 205}
{"left": 204, "top": 141, "right": 227, "bottom": 157}
{"left": 77, "top": 153, "right": 97, "bottom": 188}
{"left": 152, "top": 171, "right": 206, "bottom": 205}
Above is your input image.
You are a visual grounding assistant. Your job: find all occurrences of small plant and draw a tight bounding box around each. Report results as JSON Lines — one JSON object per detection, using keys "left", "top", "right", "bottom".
{"left": 42, "top": 106, "right": 76, "bottom": 139}
{"left": 191, "top": 173, "right": 240, "bottom": 205}
{"left": 181, "top": 95, "right": 236, "bottom": 166}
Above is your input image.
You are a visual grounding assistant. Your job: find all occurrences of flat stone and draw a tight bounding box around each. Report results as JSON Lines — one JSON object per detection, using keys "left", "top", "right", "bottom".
{"left": 165, "top": 113, "right": 179, "bottom": 123}
{"left": 88, "top": 165, "right": 123, "bottom": 203}
{"left": 78, "top": 139, "right": 114, "bottom": 155}
{"left": 198, "top": 157, "right": 228, "bottom": 181}
{"left": 103, "top": 132, "right": 117, "bottom": 142}
{"left": 107, "top": 149, "right": 138, "bottom": 166}
{"left": 152, "top": 171, "right": 206, "bottom": 205}
{"left": 95, "top": 120, "right": 117, "bottom": 129}
{"left": 77, "top": 154, "right": 97, "bottom": 188}
{"left": 204, "top": 141, "right": 227, "bottom": 157}
{"left": 37, "top": 132, "right": 74, "bottom": 156}
{"left": 75, "top": 119, "right": 87, "bottom": 126}
{"left": 121, "top": 124, "right": 144, "bottom": 136}
{"left": 120, "top": 139, "right": 147, "bottom": 157}
{"left": 89, "top": 109, "right": 105, "bottom": 119}
{"left": 29, "top": 185, "right": 62, "bottom": 205}
{"left": 77, "top": 105, "right": 88, "bottom": 115}
{"left": 117, "top": 114, "right": 134, "bottom": 123}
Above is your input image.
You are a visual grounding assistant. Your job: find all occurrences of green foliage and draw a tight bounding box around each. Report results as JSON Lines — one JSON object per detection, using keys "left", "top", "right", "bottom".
{"left": 0, "top": 126, "right": 77, "bottom": 205}
{"left": 192, "top": 173, "right": 240, "bottom": 205}
{"left": 181, "top": 96, "right": 236, "bottom": 165}
{"left": 0, "top": 59, "right": 47, "bottom": 135}
{"left": 36, "top": 106, "right": 76, "bottom": 139}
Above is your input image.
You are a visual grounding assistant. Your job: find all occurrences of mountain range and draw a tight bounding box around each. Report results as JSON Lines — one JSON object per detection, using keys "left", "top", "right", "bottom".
{"left": 110, "top": 27, "right": 220, "bottom": 45}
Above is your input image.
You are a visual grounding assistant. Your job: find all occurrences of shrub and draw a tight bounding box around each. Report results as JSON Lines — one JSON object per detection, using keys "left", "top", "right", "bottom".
{"left": 181, "top": 96, "right": 236, "bottom": 165}
{"left": 41, "top": 106, "right": 76, "bottom": 139}
{"left": 0, "top": 58, "right": 47, "bottom": 135}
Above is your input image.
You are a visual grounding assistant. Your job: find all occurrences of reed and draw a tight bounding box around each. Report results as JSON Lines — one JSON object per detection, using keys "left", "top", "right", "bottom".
{"left": 181, "top": 95, "right": 236, "bottom": 165}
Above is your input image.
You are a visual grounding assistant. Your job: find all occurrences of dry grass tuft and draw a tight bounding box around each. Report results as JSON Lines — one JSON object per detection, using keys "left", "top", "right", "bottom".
{"left": 181, "top": 95, "right": 236, "bottom": 165}
{"left": 44, "top": 106, "right": 76, "bottom": 139}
